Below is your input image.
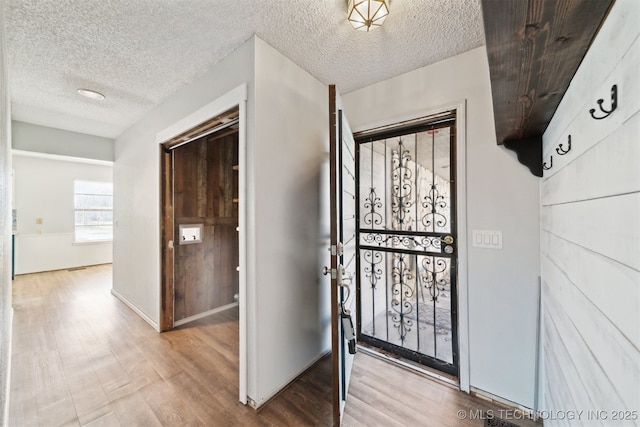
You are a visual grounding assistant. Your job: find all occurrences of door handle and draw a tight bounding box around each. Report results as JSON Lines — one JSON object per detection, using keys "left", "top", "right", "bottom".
{"left": 440, "top": 235, "right": 454, "bottom": 245}
{"left": 440, "top": 235, "right": 454, "bottom": 254}
{"left": 322, "top": 266, "right": 331, "bottom": 276}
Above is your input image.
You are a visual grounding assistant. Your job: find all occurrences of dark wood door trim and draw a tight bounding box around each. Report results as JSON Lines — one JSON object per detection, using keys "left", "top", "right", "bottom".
{"left": 160, "top": 146, "right": 174, "bottom": 332}
{"left": 328, "top": 84, "right": 340, "bottom": 427}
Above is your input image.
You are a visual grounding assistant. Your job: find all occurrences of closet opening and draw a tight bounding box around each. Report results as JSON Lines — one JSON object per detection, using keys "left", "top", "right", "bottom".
{"left": 160, "top": 106, "right": 240, "bottom": 329}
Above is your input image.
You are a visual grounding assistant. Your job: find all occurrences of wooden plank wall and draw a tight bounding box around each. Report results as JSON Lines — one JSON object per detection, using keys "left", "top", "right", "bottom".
{"left": 482, "top": 0, "right": 613, "bottom": 144}
{"left": 540, "top": 0, "right": 640, "bottom": 423}
{"left": 173, "top": 132, "right": 239, "bottom": 321}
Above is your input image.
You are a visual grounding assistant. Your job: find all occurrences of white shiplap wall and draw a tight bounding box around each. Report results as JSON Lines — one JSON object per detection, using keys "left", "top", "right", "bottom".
{"left": 540, "top": 0, "right": 640, "bottom": 425}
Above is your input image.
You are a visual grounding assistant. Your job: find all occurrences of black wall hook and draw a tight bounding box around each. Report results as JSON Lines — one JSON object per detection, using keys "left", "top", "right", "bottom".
{"left": 589, "top": 84, "right": 617, "bottom": 120}
{"left": 542, "top": 155, "right": 553, "bottom": 170}
{"left": 556, "top": 135, "right": 572, "bottom": 155}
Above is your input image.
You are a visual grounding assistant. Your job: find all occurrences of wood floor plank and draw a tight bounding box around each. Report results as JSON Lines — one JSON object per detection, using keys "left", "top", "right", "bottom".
{"left": 342, "top": 393, "right": 405, "bottom": 427}
{"left": 132, "top": 335, "right": 182, "bottom": 380}
{"left": 109, "top": 392, "right": 162, "bottom": 427}
{"left": 165, "top": 372, "right": 242, "bottom": 425}
{"left": 346, "top": 370, "right": 434, "bottom": 426}
{"left": 138, "top": 377, "right": 205, "bottom": 427}
{"left": 8, "top": 351, "right": 38, "bottom": 426}
{"left": 33, "top": 350, "right": 78, "bottom": 426}
{"left": 88, "top": 347, "right": 135, "bottom": 401}
{"left": 157, "top": 332, "right": 229, "bottom": 397}
{"left": 64, "top": 364, "right": 113, "bottom": 426}
{"left": 82, "top": 411, "right": 120, "bottom": 427}
{"left": 108, "top": 337, "right": 163, "bottom": 397}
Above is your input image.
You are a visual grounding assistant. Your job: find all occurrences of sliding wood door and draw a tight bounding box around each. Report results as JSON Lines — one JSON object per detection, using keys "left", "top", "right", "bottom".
{"left": 171, "top": 132, "right": 239, "bottom": 324}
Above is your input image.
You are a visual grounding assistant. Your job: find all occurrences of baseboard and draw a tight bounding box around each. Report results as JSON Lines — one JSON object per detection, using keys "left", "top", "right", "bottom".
{"left": 110, "top": 289, "right": 159, "bottom": 332}
{"left": 470, "top": 386, "right": 537, "bottom": 420}
{"left": 251, "top": 350, "right": 331, "bottom": 410}
{"left": 14, "top": 262, "right": 113, "bottom": 277}
{"left": 174, "top": 302, "right": 239, "bottom": 327}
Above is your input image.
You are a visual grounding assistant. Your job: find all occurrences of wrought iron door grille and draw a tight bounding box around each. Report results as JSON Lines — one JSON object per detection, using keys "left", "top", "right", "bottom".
{"left": 355, "top": 116, "right": 458, "bottom": 376}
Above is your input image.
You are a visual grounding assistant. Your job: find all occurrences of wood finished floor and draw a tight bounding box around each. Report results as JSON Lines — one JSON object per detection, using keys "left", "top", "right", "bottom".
{"left": 10, "top": 265, "right": 540, "bottom": 427}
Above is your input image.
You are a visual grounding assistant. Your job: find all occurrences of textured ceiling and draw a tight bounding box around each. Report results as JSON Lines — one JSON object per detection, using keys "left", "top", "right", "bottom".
{"left": 5, "top": 0, "right": 484, "bottom": 138}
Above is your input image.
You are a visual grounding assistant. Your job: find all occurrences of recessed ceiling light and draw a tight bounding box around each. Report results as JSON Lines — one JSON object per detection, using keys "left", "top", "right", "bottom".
{"left": 77, "top": 88, "right": 105, "bottom": 101}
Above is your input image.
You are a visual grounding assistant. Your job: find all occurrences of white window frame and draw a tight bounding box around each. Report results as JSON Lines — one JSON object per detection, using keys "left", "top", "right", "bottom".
{"left": 74, "top": 180, "right": 113, "bottom": 243}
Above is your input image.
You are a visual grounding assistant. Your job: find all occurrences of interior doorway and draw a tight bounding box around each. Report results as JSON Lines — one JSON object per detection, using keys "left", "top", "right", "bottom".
{"left": 160, "top": 106, "right": 240, "bottom": 329}
{"left": 354, "top": 111, "right": 459, "bottom": 377}
{"left": 172, "top": 129, "right": 239, "bottom": 325}
{"left": 158, "top": 86, "right": 248, "bottom": 404}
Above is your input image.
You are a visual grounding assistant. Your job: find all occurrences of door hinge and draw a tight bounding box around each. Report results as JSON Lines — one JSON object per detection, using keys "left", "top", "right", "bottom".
{"left": 328, "top": 243, "right": 344, "bottom": 257}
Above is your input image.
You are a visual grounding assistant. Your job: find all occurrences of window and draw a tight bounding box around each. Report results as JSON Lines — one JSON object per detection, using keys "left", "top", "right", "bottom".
{"left": 74, "top": 180, "right": 113, "bottom": 242}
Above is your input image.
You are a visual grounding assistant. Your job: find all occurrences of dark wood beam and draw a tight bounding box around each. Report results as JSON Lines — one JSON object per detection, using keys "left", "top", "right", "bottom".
{"left": 482, "top": 0, "right": 614, "bottom": 146}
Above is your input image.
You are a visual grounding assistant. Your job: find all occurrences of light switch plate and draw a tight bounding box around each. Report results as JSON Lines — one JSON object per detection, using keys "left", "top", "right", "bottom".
{"left": 472, "top": 230, "right": 502, "bottom": 249}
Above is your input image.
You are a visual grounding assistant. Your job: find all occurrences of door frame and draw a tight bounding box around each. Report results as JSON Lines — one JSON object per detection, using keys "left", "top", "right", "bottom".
{"left": 349, "top": 100, "right": 470, "bottom": 392}
{"left": 157, "top": 84, "right": 249, "bottom": 404}
{"left": 354, "top": 116, "right": 459, "bottom": 376}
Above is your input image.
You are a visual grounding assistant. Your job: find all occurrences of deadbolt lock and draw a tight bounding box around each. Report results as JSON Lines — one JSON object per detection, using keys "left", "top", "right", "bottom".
{"left": 322, "top": 266, "right": 338, "bottom": 279}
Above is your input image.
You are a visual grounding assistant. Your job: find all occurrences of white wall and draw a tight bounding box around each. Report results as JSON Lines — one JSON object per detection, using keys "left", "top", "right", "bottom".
{"left": 252, "top": 37, "right": 330, "bottom": 404}
{"left": 12, "top": 152, "right": 113, "bottom": 274}
{"left": 12, "top": 120, "right": 114, "bottom": 162}
{"left": 10, "top": 121, "right": 115, "bottom": 275}
{"left": 114, "top": 35, "right": 332, "bottom": 407}
{"left": 540, "top": 0, "right": 640, "bottom": 423}
{"left": 0, "top": 0, "right": 13, "bottom": 421}
{"left": 343, "top": 46, "right": 541, "bottom": 408}
{"left": 113, "top": 38, "right": 255, "bottom": 328}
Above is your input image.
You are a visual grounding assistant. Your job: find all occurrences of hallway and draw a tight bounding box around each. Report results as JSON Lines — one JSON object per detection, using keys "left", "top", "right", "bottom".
{"left": 9, "top": 265, "right": 538, "bottom": 426}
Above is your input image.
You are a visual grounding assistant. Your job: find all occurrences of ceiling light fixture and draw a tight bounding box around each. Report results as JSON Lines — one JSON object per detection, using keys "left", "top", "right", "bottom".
{"left": 77, "top": 88, "right": 105, "bottom": 101}
{"left": 348, "top": 0, "right": 390, "bottom": 32}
